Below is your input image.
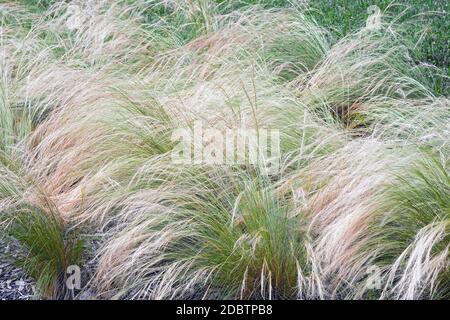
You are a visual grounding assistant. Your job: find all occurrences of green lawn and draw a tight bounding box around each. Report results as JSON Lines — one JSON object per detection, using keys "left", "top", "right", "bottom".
{"left": 307, "top": 0, "right": 449, "bottom": 95}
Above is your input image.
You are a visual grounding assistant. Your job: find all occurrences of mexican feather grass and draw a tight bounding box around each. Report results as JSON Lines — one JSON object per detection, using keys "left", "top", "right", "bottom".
{"left": 0, "top": 0, "right": 448, "bottom": 299}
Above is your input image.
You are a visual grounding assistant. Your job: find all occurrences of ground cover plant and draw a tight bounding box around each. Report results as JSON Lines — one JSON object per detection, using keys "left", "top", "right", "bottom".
{"left": 0, "top": 0, "right": 448, "bottom": 300}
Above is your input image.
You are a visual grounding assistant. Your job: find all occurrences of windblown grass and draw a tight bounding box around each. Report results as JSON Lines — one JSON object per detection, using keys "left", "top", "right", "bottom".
{"left": 0, "top": 0, "right": 448, "bottom": 300}
{"left": 369, "top": 152, "right": 449, "bottom": 299}
{"left": 6, "top": 204, "right": 84, "bottom": 299}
